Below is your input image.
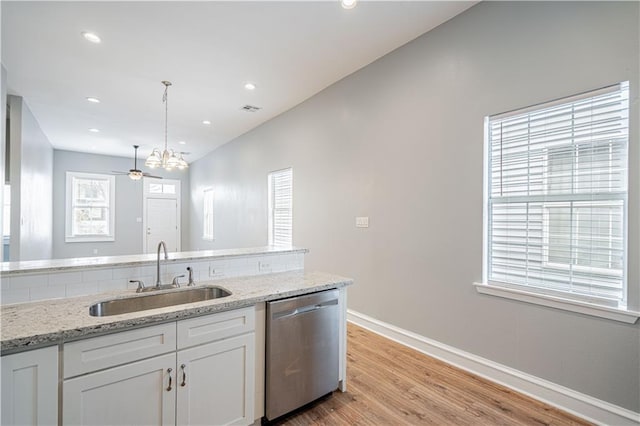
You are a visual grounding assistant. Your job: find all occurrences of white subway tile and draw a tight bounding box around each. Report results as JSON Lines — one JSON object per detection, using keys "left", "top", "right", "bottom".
{"left": 1, "top": 288, "right": 30, "bottom": 304}
{"left": 66, "top": 282, "right": 98, "bottom": 297}
{"left": 82, "top": 268, "right": 113, "bottom": 282}
{"left": 31, "top": 285, "right": 66, "bottom": 302}
{"left": 98, "top": 279, "right": 128, "bottom": 293}
{"left": 9, "top": 274, "right": 49, "bottom": 288}
{"left": 49, "top": 271, "right": 83, "bottom": 286}
{"left": 0, "top": 277, "right": 12, "bottom": 290}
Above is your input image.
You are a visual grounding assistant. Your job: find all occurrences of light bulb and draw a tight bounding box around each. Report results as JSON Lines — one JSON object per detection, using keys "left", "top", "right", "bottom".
{"left": 341, "top": 0, "right": 357, "bottom": 9}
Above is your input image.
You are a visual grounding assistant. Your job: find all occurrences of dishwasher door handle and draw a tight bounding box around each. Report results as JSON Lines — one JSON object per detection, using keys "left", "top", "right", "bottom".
{"left": 272, "top": 299, "right": 338, "bottom": 320}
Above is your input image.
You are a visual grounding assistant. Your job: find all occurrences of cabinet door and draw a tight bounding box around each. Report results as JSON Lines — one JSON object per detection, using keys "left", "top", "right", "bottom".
{"left": 1, "top": 346, "right": 58, "bottom": 426}
{"left": 63, "top": 353, "right": 176, "bottom": 426}
{"left": 176, "top": 333, "right": 255, "bottom": 426}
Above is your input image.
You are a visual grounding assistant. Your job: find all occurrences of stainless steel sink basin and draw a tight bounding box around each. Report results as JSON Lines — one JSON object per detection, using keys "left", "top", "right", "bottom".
{"left": 89, "top": 286, "right": 231, "bottom": 317}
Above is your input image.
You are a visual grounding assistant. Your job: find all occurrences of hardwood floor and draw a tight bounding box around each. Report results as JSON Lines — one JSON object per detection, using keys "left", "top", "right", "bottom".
{"left": 272, "top": 323, "right": 592, "bottom": 426}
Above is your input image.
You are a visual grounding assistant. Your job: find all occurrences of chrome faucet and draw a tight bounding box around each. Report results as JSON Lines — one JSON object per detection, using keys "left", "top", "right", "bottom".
{"left": 156, "top": 241, "right": 168, "bottom": 287}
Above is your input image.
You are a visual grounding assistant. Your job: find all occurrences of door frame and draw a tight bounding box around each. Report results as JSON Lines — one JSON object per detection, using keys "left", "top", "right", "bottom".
{"left": 142, "top": 178, "right": 181, "bottom": 254}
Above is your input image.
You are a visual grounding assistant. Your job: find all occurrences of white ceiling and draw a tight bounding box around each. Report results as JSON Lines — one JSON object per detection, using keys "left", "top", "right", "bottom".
{"left": 2, "top": 1, "right": 476, "bottom": 163}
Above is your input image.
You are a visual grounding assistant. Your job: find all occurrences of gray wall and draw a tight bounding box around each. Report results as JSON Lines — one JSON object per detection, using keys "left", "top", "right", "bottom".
{"left": 189, "top": 2, "right": 640, "bottom": 411}
{"left": 8, "top": 95, "right": 53, "bottom": 261}
{"left": 53, "top": 150, "right": 190, "bottom": 259}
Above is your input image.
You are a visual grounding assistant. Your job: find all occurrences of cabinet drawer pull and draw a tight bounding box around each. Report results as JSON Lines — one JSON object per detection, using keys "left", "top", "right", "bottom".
{"left": 180, "top": 364, "right": 187, "bottom": 387}
{"left": 166, "top": 368, "right": 173, "bottom": 391}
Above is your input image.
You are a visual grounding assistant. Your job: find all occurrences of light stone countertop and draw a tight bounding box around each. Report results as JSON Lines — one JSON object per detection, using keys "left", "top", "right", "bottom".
{"left": 0, "top": 270, "right": 352, "bottom": 354}
{"left": 1, "top": 246, "right": 308, "bottom": 275}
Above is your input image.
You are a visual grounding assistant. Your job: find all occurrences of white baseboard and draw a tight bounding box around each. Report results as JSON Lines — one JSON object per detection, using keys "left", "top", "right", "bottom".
{"left": 347, "top": 309, "right": 640, "bottom": 426}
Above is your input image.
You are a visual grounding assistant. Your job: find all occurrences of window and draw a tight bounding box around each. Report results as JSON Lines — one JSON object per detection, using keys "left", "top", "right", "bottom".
{"left": 149, "top": 182, "right": 176, "bottom": 195}
{"left": 268, "top": 168, "right": 293, "bottom": 247}
{"left": 483, "top": 82, "right": 629, "bottom": 309}
{"left": 65, "top": 172, "right": 115, "bottom": 242}
{"left": 203, "top": 188, "right": 214, "bottom": 241}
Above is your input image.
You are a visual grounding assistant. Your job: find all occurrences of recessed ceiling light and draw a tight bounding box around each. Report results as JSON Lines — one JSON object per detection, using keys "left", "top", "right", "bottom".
{"left": 341, "top": 0, "right": 357, "bottom": 9}
{"left": 178, "top": 141, "right": 186, "bottom": 145}
{"left": 81, "top": 32, "right": 101, "bottom": 43}
{"left": 86, "top": 97, "right": 100, "bottom": 103}
{"left": 244, "top": 82, "right": 256, "bottom": 91}
{"left": 202, "top": 120, "right": 211, "bottom": 125}
{"left": 88, "top": 128, "right": 100, "bottom": 133}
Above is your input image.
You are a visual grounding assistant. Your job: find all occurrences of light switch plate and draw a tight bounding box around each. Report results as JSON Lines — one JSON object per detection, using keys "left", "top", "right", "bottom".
{"left": 356, "top": 216, "right": 369, "bottom": 228}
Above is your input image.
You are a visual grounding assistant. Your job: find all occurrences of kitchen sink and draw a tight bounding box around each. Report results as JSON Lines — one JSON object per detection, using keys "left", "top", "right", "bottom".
{"left": 89, "top": 286, "right": 232, "bottom": 317}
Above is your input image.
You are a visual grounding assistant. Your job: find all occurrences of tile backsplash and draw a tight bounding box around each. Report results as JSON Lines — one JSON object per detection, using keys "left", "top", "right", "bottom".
{"left": 1, "top": 252, "right": 304, "bottom": 305}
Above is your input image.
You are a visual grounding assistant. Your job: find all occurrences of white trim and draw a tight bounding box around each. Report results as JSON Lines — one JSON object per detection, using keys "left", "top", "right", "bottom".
{"left": 347, "top": 309, "right": 640, "bottom": 426}
{"left": 474, "top": 282, "right": 639, "bottom": 324}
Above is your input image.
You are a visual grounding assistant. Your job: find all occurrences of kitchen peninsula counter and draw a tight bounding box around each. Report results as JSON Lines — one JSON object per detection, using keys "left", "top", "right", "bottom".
{"left": 1, "top": 246, "right": 308, "bottom": 276}
{"left": 0, "top": 270, "right": 352, "bottom": 354}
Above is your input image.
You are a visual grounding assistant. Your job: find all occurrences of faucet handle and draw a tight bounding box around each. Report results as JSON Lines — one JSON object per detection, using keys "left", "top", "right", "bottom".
{"left": 130, "top": 279, "right": 145, "bottom": 293}
{"left": 186, "top": 267, "right": 195, "bottom": 286}
{"left": 172, "top": 274, "right": 185, "bottom": 287}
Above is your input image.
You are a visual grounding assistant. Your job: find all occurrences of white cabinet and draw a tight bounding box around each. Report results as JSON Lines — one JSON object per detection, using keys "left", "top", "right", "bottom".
{"left": 177, "top": 333, "right": 255, "bottom": 425}
{"left": 63, "top": 307, "right": 255, "bottom": 426}
{"left": 63, "top": 353, "right": 176, "bottom": 426}
{"left": 1, "top": 345, "right": 58, "bottom": 426}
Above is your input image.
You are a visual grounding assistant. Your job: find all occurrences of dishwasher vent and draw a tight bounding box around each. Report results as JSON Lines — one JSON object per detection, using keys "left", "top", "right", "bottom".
{"left": 240, "top": 104, "right": 261, "bottom": 112}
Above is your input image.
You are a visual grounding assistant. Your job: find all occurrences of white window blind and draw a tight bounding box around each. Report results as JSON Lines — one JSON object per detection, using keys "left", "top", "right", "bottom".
{"left": 486, "top": 82, "right": 629, "bottom": 305}
{"left": 268, "top": 168, "right": 293, "bottom": 247}
{"left": 203, "top": 188, "right": 214, "bottom": 241}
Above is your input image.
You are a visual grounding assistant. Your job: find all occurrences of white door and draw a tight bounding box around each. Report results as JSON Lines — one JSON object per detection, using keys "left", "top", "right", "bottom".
{"left": 63, "top": 353, "right": 176, "bottom": 426}
{"left": 146, "top": 198, "right": 178, "bottom": 253}
{"left": 143, "top": 178, "right": 181, "bottom": 253}
{"left": 176, "top": 333, "right": 255, "bottom": 426}
{"left": 1, "top": 346, "right": 58, "bottom": 426}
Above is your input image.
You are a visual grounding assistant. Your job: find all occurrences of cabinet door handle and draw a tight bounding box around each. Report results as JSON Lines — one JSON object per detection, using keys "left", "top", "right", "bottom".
{"left": 180, "top": 364, "right": 187, "bottom": 387}
{"left": 166, "top": 368, "right": 173, "bottom": 391}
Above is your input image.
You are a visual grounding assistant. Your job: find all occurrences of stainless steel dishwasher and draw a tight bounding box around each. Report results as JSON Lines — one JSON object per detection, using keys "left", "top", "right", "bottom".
{"left": 265, "top": 289, "right": 339, "bottom": 421}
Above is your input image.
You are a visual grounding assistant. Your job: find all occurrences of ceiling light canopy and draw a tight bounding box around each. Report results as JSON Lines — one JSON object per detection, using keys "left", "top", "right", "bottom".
{"left": 81, "top": 31, "right": 101, "bottom": 43}
{"left": 145, "top": 81, "right": 188, "bottom": 171}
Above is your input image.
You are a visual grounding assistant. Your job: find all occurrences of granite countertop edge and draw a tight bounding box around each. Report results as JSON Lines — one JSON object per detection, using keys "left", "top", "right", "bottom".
{"left": 1, "top": 246, "right": 309, "bottom": 276}
{"left": 0, "top": 270, "right": 352, "bottom": 354}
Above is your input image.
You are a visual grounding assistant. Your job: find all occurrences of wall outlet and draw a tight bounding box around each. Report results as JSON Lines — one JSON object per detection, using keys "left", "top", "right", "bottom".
{"left": 209, "top": 266, "right": 224, "bottom": 278}
{"left": 93, "top": 249, "right": 99, "bottom": 255}
{"left": 356, "top": 216, "right": 369, "bottom": 228}
{"left": 258, "top": 261, "right": 272, "bottom": 272}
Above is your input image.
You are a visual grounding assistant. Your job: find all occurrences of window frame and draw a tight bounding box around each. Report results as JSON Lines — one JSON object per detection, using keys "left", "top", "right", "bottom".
{"left": 65, "top": 171, "right": 115, "bottom": 243}
{"left": 476, "top": 82, "right": 639, "bottom": 323}
{"left": 203, "top": 187, "right": 214, "bottom": 241}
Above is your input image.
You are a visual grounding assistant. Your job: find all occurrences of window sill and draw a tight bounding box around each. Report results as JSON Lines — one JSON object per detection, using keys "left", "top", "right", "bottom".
{"left": 473, "top": 282, "right": 639, "bottom": 324}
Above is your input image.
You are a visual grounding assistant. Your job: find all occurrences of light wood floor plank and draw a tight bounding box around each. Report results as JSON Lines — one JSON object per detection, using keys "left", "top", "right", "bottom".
{"left": 272, "top": 323, "right": 592, "bottom": 425}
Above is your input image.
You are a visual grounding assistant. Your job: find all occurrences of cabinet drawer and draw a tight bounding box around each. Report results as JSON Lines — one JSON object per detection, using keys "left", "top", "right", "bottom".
{"left": 177, "top": 306, "right": 255, "bottom": 349}
{"left": 64, "top": 323, "right": 177, "bottom": 378}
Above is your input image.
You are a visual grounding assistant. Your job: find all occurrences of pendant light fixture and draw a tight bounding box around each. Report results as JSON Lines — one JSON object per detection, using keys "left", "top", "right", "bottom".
{"left": 145, "top": 81, "right": 189, "bottom": 171}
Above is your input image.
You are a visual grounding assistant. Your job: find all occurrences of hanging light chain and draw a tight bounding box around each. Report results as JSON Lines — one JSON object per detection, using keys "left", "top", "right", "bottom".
{"left": 162, "top": 81, "right": 171, "bottom": 152}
